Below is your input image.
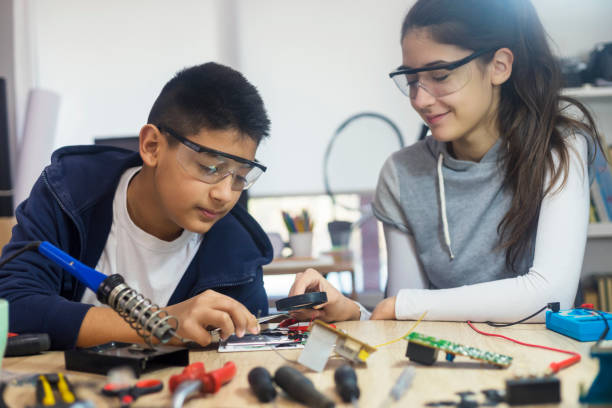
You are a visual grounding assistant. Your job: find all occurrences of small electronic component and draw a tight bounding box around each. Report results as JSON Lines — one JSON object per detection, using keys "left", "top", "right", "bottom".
{"left": 455, "top": 391, "right": 478, "bottom": 408}
{"left": 482, "top": 389, "right": 505, "bottom": 405}
{"left": 380, "top": 366, "right": 415, "bottom": 408}
{"left": 546, "top": 308, "right": 612, "bottom": 342}
{"left": 218, "top": 324, "right": 309, "bottom": 352}
{"left": 579, "top": 342, "right": 612, "bottom": 405}
{"left": 425, "top": 389, "right": 506, "bottom": 407}
{"left": 298, "top": 320, "right": 377, "bottom": 372}
{"left": 505, "top": 376, "right": 560, "bottom": 405}
{"left": 404, "top": 332, "right": 512, "bottom": 368}
{"left": 405, "top": 340, "right": 439, "bottom": 366}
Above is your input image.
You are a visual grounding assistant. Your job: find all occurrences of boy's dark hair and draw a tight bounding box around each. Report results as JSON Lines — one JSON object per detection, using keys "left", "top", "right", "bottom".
{"left": 147, "top": 62, "right": 270, "bottom": 145}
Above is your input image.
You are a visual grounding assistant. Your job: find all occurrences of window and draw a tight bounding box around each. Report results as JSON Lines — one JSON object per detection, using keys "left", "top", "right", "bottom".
{"left": 249, "top": 194, "right": 387, "bottom": 298}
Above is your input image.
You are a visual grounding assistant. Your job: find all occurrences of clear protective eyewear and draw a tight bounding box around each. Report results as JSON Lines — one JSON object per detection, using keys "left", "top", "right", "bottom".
{"left": 157, "top": 125, "right": 266, "bottom": 191}
{"left": 389, "top": 48, "right": 495, "bottom": 99}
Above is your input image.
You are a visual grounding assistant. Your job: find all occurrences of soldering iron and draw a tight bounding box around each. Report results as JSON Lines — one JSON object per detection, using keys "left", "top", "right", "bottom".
{"left": 0, "top": 241, "right": 181, "bottom": 347}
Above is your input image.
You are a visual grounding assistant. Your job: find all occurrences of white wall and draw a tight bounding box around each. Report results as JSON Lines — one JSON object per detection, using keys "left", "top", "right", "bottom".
{"left": 236, "top": 0, "right": 420, "bottom": 196}
{"left": 28, "top": 0, "right": 227, "bottom": 146}
{"left": 534, "top": 0, "right": 612, "bottom": 59}
{"left": 10, "top": 0, "right": 612, "bottom": 196}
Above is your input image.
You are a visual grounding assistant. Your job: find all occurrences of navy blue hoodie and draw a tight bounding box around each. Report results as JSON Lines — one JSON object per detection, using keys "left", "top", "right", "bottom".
{"left": 0, "top": 145, "right": 272, "bottom": 349}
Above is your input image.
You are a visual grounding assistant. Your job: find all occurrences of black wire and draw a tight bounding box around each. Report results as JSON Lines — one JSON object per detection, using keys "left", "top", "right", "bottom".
{"left": 0, "top": 241, "right": 41, "bottom": 268}
{"left": 486, "top": 305, "right": 549, "bottom": 327}
{"left": 591, "top": 309, "right": 609, "bottom": 347}
{"left": 486, "top": 303, "right": 609, "bottom": 344}
{"left": 323, "top": 112, "right": 404, "bottom": 211}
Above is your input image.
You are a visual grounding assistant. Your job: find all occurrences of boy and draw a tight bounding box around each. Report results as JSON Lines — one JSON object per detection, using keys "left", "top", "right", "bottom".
{"left": 0, "top": 62, "right": 272, "bottom": 349}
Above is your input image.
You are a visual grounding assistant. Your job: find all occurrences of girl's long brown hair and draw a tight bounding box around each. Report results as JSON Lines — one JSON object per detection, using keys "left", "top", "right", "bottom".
{"left": 402, "top": 0, "right": 603, "bottom": 272}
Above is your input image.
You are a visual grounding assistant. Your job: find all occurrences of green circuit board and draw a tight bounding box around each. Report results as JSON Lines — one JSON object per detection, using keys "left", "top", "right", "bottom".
{"left": 404, "top": 332, "right": 513, "bottom": 368}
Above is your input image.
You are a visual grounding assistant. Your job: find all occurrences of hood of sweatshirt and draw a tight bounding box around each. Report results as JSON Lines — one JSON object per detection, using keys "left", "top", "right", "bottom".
{"left": 373, "top": 136, "right": 531, "bottom": 290}
{"left": 426, "top": 137, "right": 505, "bottom": 260}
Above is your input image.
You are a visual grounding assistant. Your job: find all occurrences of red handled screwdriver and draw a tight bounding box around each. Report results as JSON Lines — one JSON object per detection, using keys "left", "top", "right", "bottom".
{"left": 170, "top": 362, "right": 236, "bottom": 408}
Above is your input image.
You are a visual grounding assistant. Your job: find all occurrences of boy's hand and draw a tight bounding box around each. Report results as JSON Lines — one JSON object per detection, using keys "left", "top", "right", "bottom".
{"left": 288, "top": 268, "right": 360, "bottom": 322}
{"left": 165, "top": 289, "right": 259, "bottom": 346}
{"left": 370, "top": 296, "right": 396, "bottom": 320}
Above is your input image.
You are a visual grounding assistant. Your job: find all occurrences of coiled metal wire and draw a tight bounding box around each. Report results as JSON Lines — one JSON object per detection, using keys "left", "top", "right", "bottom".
{"left": 107, "top": 282, "right": 180, "bottom": 347}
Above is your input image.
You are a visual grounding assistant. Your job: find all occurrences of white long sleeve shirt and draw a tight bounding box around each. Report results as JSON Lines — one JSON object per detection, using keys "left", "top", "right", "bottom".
{"left": 370, "top": 133, "right": 590, "bottom": 322}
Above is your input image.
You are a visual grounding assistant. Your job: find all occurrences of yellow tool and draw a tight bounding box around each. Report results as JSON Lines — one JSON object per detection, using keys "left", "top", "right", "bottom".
{"left": 57, "top": 373, "right": 75, "bottom": 404}
{"left": 36, "top": 373, "right": 76, "bottom": 406}
{"left": 37, "top": 375, "right": 55, "bottom": 406}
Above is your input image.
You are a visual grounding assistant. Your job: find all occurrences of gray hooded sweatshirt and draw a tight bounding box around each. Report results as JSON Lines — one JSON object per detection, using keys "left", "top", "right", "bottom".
{"left": 373, "top": 136, "right": 533, "bottom": 290}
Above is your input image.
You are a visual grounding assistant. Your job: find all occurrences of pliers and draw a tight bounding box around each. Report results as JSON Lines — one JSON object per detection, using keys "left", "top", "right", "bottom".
{"left": 102, "top": 378, "right": 163, "bottom": 408}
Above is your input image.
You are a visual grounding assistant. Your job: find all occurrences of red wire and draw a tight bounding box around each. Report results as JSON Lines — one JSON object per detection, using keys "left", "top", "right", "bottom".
{"left": 466, "top": 321, "right": 581, "bottom": 373}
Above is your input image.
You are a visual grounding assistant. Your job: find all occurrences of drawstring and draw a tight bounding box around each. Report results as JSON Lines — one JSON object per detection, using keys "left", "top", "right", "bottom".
{"left": 437, "top": 153, "right": 454, "bottom": 260}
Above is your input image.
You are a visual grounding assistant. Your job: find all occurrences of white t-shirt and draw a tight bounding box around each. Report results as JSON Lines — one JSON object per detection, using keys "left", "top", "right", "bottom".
{"left": 81, "top": 167, "right": 203, "bottom": 307}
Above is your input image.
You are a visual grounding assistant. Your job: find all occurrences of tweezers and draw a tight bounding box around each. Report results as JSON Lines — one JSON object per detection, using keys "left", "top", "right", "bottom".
{"left": 208, "top": 313, "right": 290, "bottom": 343}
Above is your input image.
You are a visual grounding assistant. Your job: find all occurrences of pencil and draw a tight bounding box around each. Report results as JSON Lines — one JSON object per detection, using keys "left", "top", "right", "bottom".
{"left": 281, "top": 211, "right": 292, "bottom": 232}
{"left": 302, "top": 209, "right": 310, "bottom": 232}
{"left": 282, "top": 211, "right": 297, "bottom": 233}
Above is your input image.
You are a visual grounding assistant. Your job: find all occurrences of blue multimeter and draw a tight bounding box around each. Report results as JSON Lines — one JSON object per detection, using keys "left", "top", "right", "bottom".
{"left": 546, "top": 309, "right": 612, "bottom": 342}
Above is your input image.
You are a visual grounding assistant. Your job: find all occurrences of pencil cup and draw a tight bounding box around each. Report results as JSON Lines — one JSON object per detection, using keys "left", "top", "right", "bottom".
{"left": 289, "top": 232, "right": 313, "bottom": 258}
{"left": 0, "top": 299, "right": 7, "bottom": 369}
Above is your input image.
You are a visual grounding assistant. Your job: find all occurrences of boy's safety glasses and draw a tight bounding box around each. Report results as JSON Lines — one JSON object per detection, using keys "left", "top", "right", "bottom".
{"left": 389, "top": 48, "right": 495, "bottom": 99}
{"left": 156, "top": 125, "right": 266, "bottom": 191}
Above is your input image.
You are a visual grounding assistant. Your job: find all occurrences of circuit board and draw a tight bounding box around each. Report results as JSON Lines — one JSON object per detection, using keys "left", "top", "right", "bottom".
{"left": 404, "top": 332, "right": 513, "bottom": 368}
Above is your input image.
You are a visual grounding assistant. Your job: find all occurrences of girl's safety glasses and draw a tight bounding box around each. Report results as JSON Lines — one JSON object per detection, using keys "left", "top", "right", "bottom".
{"left": 389, "top": 48, "right": 496, "bottom": 99}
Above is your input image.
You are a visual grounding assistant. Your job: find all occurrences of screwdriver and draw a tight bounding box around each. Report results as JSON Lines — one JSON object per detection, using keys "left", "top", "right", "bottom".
{"left": 380, "top": 365, "right": 415, "bottom": 408}
{"left": 248, "top": 367, "right": 277, "bottom": 403}
{"left": 334, "top": 365, "right": 360, "bottom": 408}
{"left": 6, "top": 333, "right": 50, "bottom": 356}
{"left": 169, "top": 361, "right": 236, "bottom": 408}
{"left": 274, "top": 366, "right": 335, "bottom": 408}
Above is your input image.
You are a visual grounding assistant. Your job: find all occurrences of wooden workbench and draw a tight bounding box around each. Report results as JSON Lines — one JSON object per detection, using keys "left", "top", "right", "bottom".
{"left": 1, "top": 320, "right": 599, "bottom": 407}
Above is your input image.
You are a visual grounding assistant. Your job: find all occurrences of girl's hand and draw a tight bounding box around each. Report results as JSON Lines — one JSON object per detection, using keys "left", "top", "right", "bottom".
{"left": 288, "top": 268, "right": 360, "bottom": 322}
{"left": 371, "top": 296, "right": 397, "bottom": 320}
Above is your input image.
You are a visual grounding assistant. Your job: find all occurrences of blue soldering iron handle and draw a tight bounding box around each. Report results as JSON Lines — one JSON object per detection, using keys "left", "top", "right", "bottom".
{"left": 38, "top": 241, "right": 106, "bottom": 292}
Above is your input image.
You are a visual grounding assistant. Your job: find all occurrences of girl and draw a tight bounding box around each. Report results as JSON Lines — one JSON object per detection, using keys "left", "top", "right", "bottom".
{"left": 288, "top": 0, "right": 603, "bottom": 323}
